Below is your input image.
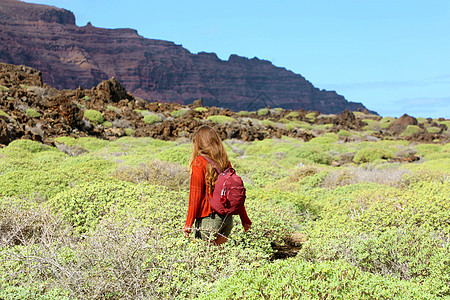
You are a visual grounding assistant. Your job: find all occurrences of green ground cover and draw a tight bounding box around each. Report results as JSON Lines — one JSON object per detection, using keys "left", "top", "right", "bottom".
{"left": 0, "top": 136, "right": 448, "bottom": 299}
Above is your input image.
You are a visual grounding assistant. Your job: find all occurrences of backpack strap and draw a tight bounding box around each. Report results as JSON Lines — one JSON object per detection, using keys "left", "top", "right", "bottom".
{"left": 198, "top": 155, "right": 222, "bottom": 174}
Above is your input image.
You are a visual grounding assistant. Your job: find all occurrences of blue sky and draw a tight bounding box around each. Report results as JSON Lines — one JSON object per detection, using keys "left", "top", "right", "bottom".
{"left": 23, "top": 0, "right": 450, "bottom": 118}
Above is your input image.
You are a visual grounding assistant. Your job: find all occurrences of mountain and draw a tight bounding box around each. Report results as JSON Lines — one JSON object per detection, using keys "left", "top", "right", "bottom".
{"left": 0, "top": 0, "right": 373, "bottom": 113}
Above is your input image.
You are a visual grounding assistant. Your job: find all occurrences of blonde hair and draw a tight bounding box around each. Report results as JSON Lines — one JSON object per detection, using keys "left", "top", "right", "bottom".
{"left": 190, "top": 125, "right": 229, "bottom": 194}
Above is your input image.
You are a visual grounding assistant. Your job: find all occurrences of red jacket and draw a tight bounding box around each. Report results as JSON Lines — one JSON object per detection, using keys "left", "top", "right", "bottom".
{"left": 184, "top": 155, "right": 252, "bottom": 229}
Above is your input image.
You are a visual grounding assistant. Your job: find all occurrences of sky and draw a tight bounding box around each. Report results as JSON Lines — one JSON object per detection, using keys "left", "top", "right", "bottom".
{"left": 23, "top": 0, "right": 450, "bottom": 118}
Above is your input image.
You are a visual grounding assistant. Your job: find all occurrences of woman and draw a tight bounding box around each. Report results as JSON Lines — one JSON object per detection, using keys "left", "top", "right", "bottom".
{"left": 182, "top": 125, "right": 251, "bottom": 245}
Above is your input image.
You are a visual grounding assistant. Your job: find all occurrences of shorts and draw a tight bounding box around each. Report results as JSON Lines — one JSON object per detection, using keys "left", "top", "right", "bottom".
{"left": 194, "top": 213, "right": 233, "bottom": 241}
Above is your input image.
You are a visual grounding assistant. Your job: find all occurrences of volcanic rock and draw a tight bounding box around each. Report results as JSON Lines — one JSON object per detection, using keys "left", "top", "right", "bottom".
{"left": 95, "top": 77, "right": 132, "bottom": 103}
{"left": 1, "top": 63, "right": 447, "bottom": 147}
{"left": 390, "top": 114, "right": 418, "bottom": 134}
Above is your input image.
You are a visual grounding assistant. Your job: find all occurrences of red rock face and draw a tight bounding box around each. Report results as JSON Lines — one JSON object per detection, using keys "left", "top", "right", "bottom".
{"left": 0, "top": 0, "right": 372, "bottom": 113}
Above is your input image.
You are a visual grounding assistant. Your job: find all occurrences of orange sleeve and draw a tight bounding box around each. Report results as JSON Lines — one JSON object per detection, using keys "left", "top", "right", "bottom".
{"left": 184, "top": 156, "right": 209, "bottom": 229}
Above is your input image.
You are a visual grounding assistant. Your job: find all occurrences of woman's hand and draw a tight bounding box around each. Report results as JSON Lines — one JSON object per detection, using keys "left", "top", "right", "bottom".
{"left": 182, "top": 227, "right": 191, "bottom": 238}
{"left": 243, "top": 223, "right": 251, "bottom": 232}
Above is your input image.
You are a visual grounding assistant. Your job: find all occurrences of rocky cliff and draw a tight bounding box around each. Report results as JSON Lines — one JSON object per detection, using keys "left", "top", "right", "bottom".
{"left": 0, "top": 0, "right": 372, "bottom": 113}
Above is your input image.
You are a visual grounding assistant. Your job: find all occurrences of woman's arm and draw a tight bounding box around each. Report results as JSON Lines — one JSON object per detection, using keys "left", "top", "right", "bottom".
{"left": 183, "top": 157, "right": 206, "bottom": 235}
{"left": 238, "top": 206, "right": 252, "bottom": 231}
{"left": 229, "top": 161, "right": 252, "bottom": 232}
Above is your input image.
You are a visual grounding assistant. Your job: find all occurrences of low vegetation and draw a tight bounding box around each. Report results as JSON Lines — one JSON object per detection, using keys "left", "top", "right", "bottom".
{"left": 206, "top": 115, "right": 236, "bottom": 124}
{"left": 0, "top": 134, "right": 448, "bottom": 299}
{"left": 170, "top": 109, "right": 188, "bottom": 118}
{"left": 257, "top": 108, "right": 269, "bottom": 116}
{"left": 83, "top": 109, "right": 104, "bottom": 124}
{"left": 143, "top": 113, "right": 162, "bottom": 125}
{"left": 401, "top": 125, "right": 422, "bottom": 137}
{"left": 0, "top": 109, "right": 9, "bottom": 117}
{"left": 25, "top": 108, "right": 41, "bottom": 118}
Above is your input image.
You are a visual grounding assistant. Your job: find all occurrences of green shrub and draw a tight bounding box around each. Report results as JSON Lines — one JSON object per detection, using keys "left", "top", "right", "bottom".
{"left": 48, "top": 181, "right": 148, "bottom": 233}
{"left": 309, "top": 133, "right": 339, "bottom": 144}
{"left": 0, "top": 109, "right": 9, "bottom": 117}
{"left": 305, "top": 112, "right": 317, "bottom": 120}
{"left": 274, "top": 107, "right": 283, "bottom": 114}
{"left": 427, "top": 127, "right": 441, "bottom": 133}
{"left": 362, "top": 119, "right": 379, "bottom": 129}
{"left": 297, "top": 179, "right": 450, "bottom": 297}
{"left": 286, "top": 111, "right": 300, "bottom": 118}
{"left": 257, "top": 108, "right": 269, "bottom": 116}
{"left": 233, "top": 159, "right": 290, "bottom": 187}
{"left": 380, "top": 117, "right": 395, "bottom": 129}
{"left": 55, "top": 136, "right": 109, "bottom": 152}
{"left": 204, "top": 259, "right": 435, "bottom": 300}
{"left": 285, "top": 122, "right": 299, "bottom": 131}
{"left": 0, "top": 284, "right": 71, "bottom": 300}
{"left": 84, "top": 110, "right": 104, "bottom": 124}
{"left": 260, "top": 120, "right": 276, "bottom": 127}
{"left": 125, "top": 128, "right": 135, "bottom": 136}
{"left": 26, "top": 108, "right": 41, "bottom": 118}
{"left": 170, "top": 109, "right": 187, "bottom": 118}
{"left": 106, "top": 105, "right": 119, "bottom": 112}
{"left": 102, "top": 121, "right": 112, "bottom": 128}
{"left": 414, "top": 143, "right": 442, "bottom": 158}
{"left": 400, "top": 125, "right": 422, "bottom": 137}
{"left": 437, "top": 120, "right": 450, "bottom": 128}
{"left": 338, "top": 129, "right": 352, "bottom": 137}
{"left": 363, "top": 130, "right": 376, "bottom": 136}
{"left": 0, "top": 135, "right": 448, "bottom": 299}
{"left": 242, "top": 140, "right": 275, "bottom": 157}
{"left": 135, "top": 109, "right": 150, "bottom": 116}
{"left": 0, "top": 146, "right": 115, "bottom": 200}
{"left": 237, "top": 110, "right": 249, "bottom": 116}
{"left": 353, "top": 111, "right": 367, "bottom": 118}
{"left": 2, "top": 189, "right": 301, "bottom": 299}
{"left": 207, "top": 115, "right": 235, "bottom": 124}
{"left": 143, "top": 114, "right": 162, "bottom": 125}
{"left": 7, "top": 96, "right": 14, "bottom": 101}
{"left": 82, "top": 95, "right": 90, "bottom": 100}
{"left": 155, "top": 144, "right": 192, "bottom": 166}
{"left": 417, "top": 117, "right": 427, "bottom": 124}
{"left": 286, "top": 144, "right": 333, "bottom": 165}
{"left": 286, "top": 121, "right": 312, "bottom": 131}
{"left": 1, "top": 139, "right": 51, "bottom": 154}
{"left": 194, "top": 107, "right": 207, "bottom": 112}
{"left": 353, "top": 147, "right": 393, "bottom": 163}
{"left": 0, "top": 85, "right": 9, "bottom": 92}
{"left": 53, "top": 137, "right": 75, "bottom": 148}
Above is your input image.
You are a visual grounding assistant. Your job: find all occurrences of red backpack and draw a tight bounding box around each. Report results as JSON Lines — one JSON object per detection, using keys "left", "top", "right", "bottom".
{"left": 200, "top": 155, "right": 246, "bottom": 215}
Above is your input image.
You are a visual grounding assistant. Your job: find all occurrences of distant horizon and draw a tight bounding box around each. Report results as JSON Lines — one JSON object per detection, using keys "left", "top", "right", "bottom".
{"left": 21, "top": 0, "right": 450, "bottom": 118}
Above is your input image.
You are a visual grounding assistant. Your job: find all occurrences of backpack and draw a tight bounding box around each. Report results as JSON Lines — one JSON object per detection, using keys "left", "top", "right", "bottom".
{"left": 199, "top": 155, "right": 246, "bottom": 215}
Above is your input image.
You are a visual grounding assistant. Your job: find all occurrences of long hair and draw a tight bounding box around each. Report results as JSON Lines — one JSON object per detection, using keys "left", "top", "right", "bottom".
{"left": 190, "top": 125, "right": 229, "bottom": 194}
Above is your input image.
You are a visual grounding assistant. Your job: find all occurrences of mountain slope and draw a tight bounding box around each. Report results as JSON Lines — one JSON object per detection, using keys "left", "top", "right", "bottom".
{"left": 0, "top": 0, "right": 372, "bottom": 113}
